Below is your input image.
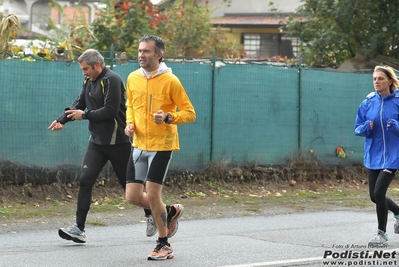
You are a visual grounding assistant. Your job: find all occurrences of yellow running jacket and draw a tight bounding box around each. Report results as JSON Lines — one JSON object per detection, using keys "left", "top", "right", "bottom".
{"left": 126, "top": 63, "right": 196, "bottom": 151}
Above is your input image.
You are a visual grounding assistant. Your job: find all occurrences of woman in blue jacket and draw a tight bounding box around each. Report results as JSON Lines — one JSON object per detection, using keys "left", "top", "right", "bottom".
{"left": 355, "top": 66, "right": 399, "bottom": 245}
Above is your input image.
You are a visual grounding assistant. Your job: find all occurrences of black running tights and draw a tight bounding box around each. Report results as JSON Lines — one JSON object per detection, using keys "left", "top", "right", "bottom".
{"left": 368, "top": 169, "right": 399, "bottom": 232}
{"left": 76, "top": 142, "right": 131, "bottom": 230}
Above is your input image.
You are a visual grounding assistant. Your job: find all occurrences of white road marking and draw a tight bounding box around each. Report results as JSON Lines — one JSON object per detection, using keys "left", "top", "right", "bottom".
{"left": 217, "top": 257, "right": 322, "bottom": 267}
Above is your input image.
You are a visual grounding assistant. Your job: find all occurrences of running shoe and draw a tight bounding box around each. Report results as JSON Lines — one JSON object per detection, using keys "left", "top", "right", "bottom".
{"left": 167, "top": 204, "right": 184, "bottom": 238}
{"left": 146, "top": 215, "right": 157, "bottom": 237}
{"left": 368, "top": 230, "right": 388, "bottom": 245}
{"left": 58, "top": 223, "right": 86, "bottom": 243}
{"left": 394, "top": 214, "right": 399, "bottom": 234}
{"left": 147, "top": 241, "right": 174, "bottom": 260}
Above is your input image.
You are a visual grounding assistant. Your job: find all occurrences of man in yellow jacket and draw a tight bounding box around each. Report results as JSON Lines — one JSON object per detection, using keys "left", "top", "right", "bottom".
{"left": 124, "top": 35, "right": 196, "bottom": 260}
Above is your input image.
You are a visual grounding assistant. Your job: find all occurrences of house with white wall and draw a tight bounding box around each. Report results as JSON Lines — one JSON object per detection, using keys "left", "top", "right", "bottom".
{"left": 196, "top": 0, "right": 303, "bottom": 59}
{"left": 0, "top": 0, "right": 97, "bottom": 36}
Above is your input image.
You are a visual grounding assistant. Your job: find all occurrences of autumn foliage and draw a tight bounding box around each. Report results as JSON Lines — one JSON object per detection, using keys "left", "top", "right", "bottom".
{"left": 89, "top": 0, "right": 242, "bottom": 58}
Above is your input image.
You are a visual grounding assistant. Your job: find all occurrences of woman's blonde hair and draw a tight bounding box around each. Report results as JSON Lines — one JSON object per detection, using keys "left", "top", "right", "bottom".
{"left": 373, "top": 65, "right": 399, "bottom": 91}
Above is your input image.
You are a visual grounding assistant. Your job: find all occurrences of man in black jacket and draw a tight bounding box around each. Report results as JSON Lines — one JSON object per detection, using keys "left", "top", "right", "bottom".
{"left": 48, "top": 49, "right": 132, "bottom": 243}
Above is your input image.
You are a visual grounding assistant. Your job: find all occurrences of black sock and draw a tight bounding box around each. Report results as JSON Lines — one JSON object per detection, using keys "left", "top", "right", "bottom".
{"left": 144, "top": 208, "right": 151, "bottom": 216}
{"left": 158, "top": 237, "right": 168, "bottom": 245}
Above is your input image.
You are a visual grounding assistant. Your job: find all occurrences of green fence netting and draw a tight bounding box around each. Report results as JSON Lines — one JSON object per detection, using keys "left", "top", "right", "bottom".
{"left": 0, "top": 57, "right": 373, "bottom": 183}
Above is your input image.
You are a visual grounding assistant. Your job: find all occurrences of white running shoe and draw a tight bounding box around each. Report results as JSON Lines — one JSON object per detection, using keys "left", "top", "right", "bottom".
{"left": 58, "top": 223, "right": 86, "bottom": 243}
{"left": 368, "top": 230, "right": 388, "bottom": 245}
{"left": 146, "top": 215, "right": 157, "bottom": 237}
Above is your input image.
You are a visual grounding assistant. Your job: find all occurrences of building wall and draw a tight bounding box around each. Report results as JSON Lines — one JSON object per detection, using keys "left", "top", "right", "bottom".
{"left": 217, "top": 27, "right": 297, "bottom": 60}
{"left": 196, "top": 0, "right": 302, "bottom": 17}
{"left": 51, "top": 5, "right": 92, "bottom": 25}
{"left": 0, "top": 0, "right": 29, "bottom": 26}
{"left": 221, "top": 27, "right": 281, "bottom": 42}
{"left": 0, "top": 0, "right": 97, "bottom": 33}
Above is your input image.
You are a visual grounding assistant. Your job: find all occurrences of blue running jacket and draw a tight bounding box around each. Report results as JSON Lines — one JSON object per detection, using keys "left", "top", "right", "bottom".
{"left": 355, "top": 90, "right": 399, "bottom": 170}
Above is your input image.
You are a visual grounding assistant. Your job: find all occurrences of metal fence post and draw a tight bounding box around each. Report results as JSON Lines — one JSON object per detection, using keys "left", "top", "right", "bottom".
{"left": 106, "top": 43, "right": 116, "bottom": 178}
{"left": 210, "top": 51, "right": 216, "bottom": 162}
{"left": 298, "top": 59, "right": 302, "bottom": 153}
{"left": 109, "top": 44, "right": 115, "bottom": 70}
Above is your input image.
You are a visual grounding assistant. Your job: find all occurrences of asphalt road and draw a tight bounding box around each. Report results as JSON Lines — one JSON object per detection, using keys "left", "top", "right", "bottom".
{"left": 1, "top": 211, "right": 399, "bottom": 267}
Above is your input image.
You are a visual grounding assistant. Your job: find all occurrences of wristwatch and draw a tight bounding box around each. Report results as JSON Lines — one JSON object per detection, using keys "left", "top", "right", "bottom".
{"left": 82, "top": 112, "right": 86, "bottom": 119}
{"left": 164, "top": 113, "right": 172, "bottom": 124}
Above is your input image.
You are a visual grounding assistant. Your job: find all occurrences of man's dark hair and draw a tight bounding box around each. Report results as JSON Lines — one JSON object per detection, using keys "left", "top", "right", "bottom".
{"left": 139, "top": 35, "right": 165, "bottom": 63}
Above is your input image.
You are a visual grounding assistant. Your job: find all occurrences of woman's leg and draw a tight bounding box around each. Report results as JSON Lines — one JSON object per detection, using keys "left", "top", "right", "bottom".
{"left": 370, "top": 169, "right": 397, "bottom": 232}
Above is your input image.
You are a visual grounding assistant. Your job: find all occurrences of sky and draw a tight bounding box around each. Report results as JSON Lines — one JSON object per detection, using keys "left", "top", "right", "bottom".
{"left": 151, "top": 0, "right": 162, "bottom": 4}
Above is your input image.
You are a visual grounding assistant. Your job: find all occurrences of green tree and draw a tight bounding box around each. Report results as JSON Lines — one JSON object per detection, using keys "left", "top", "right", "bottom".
{"left": 155, "top": 0, "right": 242, "bottom": 58}
{"left": 286, "top": 0, "right": 399, "bottom": 67}
{"left": 155, "top": 0, "right": 213, "bottom": 57}
{"left": 88, "top": 0, "right": 158, "bottom": 55}
{"left": 89, "top": 0, "right": 241, "bottom": 59}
